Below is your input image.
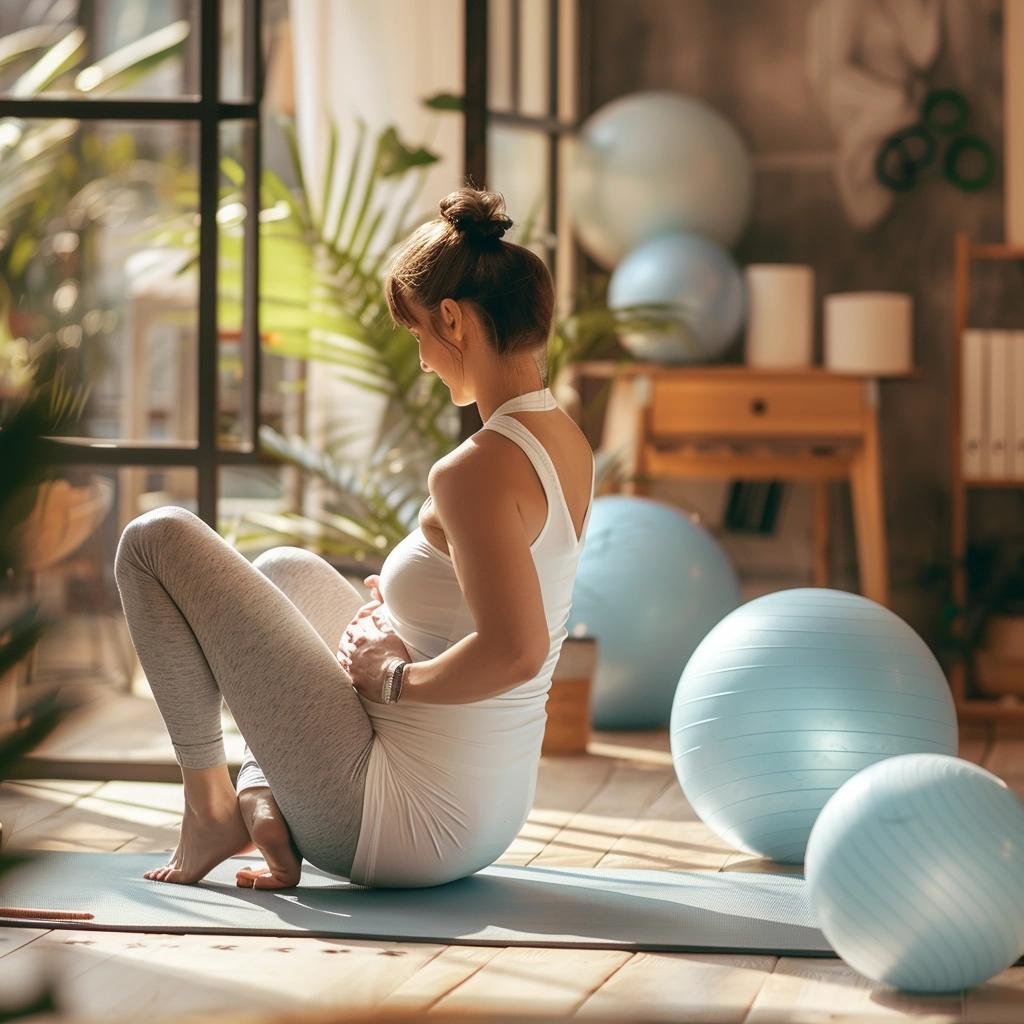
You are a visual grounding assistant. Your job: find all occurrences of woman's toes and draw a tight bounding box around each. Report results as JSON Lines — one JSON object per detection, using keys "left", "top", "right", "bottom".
{"left": 235, "top": 865, "right": 297, "bottom": 890}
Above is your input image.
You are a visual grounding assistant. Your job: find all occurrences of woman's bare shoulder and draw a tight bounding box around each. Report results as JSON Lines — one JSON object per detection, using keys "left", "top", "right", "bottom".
{"left": 427, "top": 431, "right": 517, "bottom": 495}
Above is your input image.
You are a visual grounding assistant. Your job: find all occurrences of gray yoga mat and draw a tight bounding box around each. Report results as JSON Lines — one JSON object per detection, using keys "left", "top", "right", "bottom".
{"left": 0, "top": 851, "right": 834, "bottom": 956}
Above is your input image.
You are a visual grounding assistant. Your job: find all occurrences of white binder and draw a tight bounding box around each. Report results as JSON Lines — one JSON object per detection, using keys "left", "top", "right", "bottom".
{"left": 962, "top": 329, "right": 987, "bottom": 479}
{"left": 989, "top": 330, "right": 1010, "bottom": 479}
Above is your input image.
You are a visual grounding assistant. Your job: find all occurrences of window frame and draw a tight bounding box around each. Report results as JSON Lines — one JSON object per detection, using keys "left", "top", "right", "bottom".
{"left": 460, "top": 0, "right": 583, "bottom": 438}
{"left": 0, "top": 0, "right": 264, "bottom": 526}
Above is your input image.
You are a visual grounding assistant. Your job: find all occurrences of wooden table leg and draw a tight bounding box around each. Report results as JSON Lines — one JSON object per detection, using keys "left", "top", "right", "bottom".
{"left": 812, "top": 481, "right": 830, "bottom": 588}
{"left": 849, "top": 391, "right": 890, "bottom": 605}
{"left": 601, "top": 373, "right": 648, "bottom": 496}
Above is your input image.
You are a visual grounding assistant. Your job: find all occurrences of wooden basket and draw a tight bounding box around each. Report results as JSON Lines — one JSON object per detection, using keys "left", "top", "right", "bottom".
{"left": 542, "top": 635, "right": 597, "bottom": 756}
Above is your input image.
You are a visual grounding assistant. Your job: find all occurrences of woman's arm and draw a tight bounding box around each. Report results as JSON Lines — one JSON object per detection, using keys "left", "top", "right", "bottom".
{"left": 403, "top": 448, "right": 549, "bottom": 704}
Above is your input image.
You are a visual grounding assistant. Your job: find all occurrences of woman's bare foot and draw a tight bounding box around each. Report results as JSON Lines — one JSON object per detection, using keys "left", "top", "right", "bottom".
{"left": 144, "top": 801, "right": 253, "bottom": 884}
{"left": 144, "top": 764, "right": 254, "bottom": 885}
{"left": 235, "top": 787, "right": 302, "bottom": 890}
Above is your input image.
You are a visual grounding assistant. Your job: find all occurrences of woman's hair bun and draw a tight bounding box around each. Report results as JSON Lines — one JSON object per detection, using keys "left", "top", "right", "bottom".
{"left": 439, "top": 186, "right": 513, "bottom": 242}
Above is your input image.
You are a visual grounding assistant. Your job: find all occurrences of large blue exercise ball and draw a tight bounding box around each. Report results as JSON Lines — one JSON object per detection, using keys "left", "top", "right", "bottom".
{"left": 567, "top": 89, "right": 754, "bottom": 269}
{"left": 608, "top": 231, "right": 746, "bottom": 363}
{"left": 567, "top": 495, "right": 740, "bottom": 730}
{"left": 806, "top": 754, "right": 1024, "bottom": 993}
{"left": 669, "top": 588, "right": 958, "bottom": 864}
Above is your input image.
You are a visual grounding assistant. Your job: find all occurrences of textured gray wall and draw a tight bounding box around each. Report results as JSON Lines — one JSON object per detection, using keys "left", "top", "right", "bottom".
{"left": 585, "top": 0, "right": 1024, "bottom": 649}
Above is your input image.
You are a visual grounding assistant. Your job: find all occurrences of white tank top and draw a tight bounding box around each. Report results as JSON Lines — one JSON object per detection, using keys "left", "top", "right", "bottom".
{"left": 347, "top": 386, "right": 595, "bottom": 888}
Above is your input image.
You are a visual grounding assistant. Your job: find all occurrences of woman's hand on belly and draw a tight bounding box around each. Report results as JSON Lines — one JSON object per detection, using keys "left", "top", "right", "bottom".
{"left": 338, "top": 604, "right": 413, "bottom": 702}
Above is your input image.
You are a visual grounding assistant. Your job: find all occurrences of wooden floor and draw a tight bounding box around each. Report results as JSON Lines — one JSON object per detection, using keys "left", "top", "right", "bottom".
{"left": 1, "top": 689, "right": 1023, "bottom": 1023}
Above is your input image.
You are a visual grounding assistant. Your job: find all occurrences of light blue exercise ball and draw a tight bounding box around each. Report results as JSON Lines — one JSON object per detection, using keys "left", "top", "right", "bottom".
{"left": 567, "top": 89, "right": 754, "bottom": 269}
{"left": 608, "top": 231, "right": 746, "bottom": 363}
{"left": 669, "top": 588, "right": 958, "bottom": 864}
{"left": 567, "top": 495, "right": 740, "bottom": 730}
{"left": 806, "top": 754, "right": 1024, "bottom": 993}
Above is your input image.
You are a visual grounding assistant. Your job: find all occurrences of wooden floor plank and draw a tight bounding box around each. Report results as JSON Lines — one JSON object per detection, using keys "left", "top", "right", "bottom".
{"left": 530, "top": 760, "right": 671, "bottom": 867}
{"left": 7, "top": 797, "right": 174, "bottom": 852}
{"left": 428, "top": 947, "right": 631, "bottom": 1016}
{"left": 10, "top": 779, "right": 105, "bottom": 798}
{"left": 587, "top": 729, "right": 674, "bottom": 767}
{"left": 9, "top": 931, "right": 453, "bottom": 1019}
{"left": 91, "top": 781, "right": 186, "bottom": 816}
{"left": 742, "top": 958, "right": 963, "bottom": 1023}
{"left": 594, "top": 776, "right": 733, "bottom": 871}
{"left": 576, "top": 951, "right": 775, "bottom": 1023}
{"left": 0, "top": 781, "right": 86, "bottom": 843}
{"left": 963, "top": 965, "right": 1024, "bottom": 1022}
{"left": 0, "top": 928, "right": 57, "bottom": 1017}
{"left": 0, "top": 927, "right": 47, "bottom": 959}
{"left": 378, "top": 946, "right": 504, "bottom": 1012}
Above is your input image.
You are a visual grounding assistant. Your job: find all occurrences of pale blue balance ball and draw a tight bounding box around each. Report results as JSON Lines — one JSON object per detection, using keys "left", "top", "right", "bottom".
{"left": 608, "top": 231, "right": 746, "bottom": 363}
{"left": 669, "top": 588, "right": 958, "bottom": 864}
{"left": 567, "top": 495, "right": 740, "bottom": 730}
{"left": 567, "top": 89, "right": 754, "bottom": 269}
{"left": 806, "top": 754, "right": 1024, "bottom": 994}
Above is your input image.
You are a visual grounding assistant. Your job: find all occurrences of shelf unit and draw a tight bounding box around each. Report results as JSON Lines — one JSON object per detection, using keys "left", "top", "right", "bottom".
{"left": 950, "top": 231, "right": 1024, "bottom": 721}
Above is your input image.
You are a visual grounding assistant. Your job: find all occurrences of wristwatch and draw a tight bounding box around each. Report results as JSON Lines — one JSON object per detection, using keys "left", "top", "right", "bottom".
{"left": 382, "top": 657, "right": 406, "bottom": 704}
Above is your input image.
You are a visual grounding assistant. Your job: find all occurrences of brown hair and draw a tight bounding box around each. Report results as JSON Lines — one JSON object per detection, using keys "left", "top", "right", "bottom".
{"left": 384, "top": 186, "right": 554, "bottom": 365}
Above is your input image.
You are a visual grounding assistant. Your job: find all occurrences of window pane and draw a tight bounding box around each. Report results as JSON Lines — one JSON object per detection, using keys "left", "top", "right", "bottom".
{"left": 0, "top": 119, "right": 199, "bottom": 443}
{"left": 218, "top": 463, "right": 300, "bottom": 559}
{"left": 518, "top": 0, "right": 550, "bottom": 118}
{"left": 488, "top": 0, "right": 551, "bottom": 117}
{"left": 215, "top": 118, "right": 304, "bottom": 452}
{"left": 488, "top": 0, "right": 513, "bottom": 113}
{"left": 0, "top": 1, "right": 199, "bottom": 101}
{"left": 222, "top": 0, "right": 284, "bottom": 104}
{"left": 220, "top": 0, "right": 248, "bottom": 102}
{"left": 488, "top": 124, "right": 550, "bottom": 261}
{"left": 217, "top": 118, "right": 254, "bottom": 448}
{"left": 14, "top": 464, "right": 196, "bottom": 698}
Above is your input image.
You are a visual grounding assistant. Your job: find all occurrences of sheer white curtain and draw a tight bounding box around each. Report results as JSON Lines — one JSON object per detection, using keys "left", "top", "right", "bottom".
{"left": 288, "top": 0, "right": 464, "bottom": 524}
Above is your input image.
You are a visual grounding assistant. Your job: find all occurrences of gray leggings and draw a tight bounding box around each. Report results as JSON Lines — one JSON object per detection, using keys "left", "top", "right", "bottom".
{"left": 113, "top": 505, "right": 374, "bottom": 876}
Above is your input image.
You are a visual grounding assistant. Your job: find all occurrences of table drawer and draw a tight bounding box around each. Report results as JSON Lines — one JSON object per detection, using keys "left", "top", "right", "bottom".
{"left": 649, "top": 376, "right": 869, "bottom": 437}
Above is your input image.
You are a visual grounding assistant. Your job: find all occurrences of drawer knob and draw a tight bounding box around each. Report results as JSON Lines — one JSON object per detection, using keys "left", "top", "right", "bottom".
{"left": 751, "top": 398, "right": 768, "bottom": 415}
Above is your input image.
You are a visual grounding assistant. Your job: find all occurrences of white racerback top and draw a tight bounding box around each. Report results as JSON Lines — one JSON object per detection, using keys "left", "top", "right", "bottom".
{"left": 347, "top": 386, "right": 595, "bottom": 888}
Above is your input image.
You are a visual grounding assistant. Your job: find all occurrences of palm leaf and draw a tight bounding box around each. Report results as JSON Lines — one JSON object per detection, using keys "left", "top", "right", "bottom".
{"left": 73, "top": 21, "right": 190, "bottom": 94}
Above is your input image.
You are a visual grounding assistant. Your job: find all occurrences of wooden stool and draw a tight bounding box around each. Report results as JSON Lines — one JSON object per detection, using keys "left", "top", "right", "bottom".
{"left": 572, "top": 362, "right": 893, "bottom": 607}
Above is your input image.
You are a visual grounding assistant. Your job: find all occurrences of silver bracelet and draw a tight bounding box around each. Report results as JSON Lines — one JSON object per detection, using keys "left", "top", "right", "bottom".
{"left": 382, "top": 657, "right": 406, "bottom": 704}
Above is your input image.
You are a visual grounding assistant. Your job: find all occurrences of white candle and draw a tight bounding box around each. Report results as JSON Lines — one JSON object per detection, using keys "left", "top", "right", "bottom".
{"left": 744, "top": 264, "right": 815, "bottom": 368}
{"left": 824, "top": 292, "right": 913, "bottom": 375}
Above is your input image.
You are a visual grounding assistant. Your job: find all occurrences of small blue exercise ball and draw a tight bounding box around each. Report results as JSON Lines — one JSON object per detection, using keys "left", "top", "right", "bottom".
{"left": 608, "top": 231, "right": 746, "bottom": 363}
{"left": 806, "top": 754, "right": 1024, "bottom": 994}
{"left": 567, "top": 89, "right": 754, "bottom": 269}
{"left": 670, "top": 588, "right": 958, "bottom": 864}
{"left": 567, "top": 495, "right": 740, "bottom": 730}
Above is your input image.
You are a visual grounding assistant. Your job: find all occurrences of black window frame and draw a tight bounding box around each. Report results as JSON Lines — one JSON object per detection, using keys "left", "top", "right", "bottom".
{"left": 0, "top": 0, "right": 264, "bottom": 527}
{"left": 461, "top": 0, "right": 585, "bottom": 437}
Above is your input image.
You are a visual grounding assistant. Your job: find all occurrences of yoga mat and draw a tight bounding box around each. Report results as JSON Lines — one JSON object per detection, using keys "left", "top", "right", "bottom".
{"left": 0, "top": 852, "right": 834, "bottom": 956}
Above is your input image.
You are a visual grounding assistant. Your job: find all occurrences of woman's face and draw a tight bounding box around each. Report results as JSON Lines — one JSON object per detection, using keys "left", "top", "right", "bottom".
{"left": 408, "top": 300, "right": 454, "bottom": 383}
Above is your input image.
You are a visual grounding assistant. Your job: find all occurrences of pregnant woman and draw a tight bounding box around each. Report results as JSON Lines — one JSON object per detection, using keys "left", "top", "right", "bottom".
{"left": 113, "top": 185, "right": 596, "bottom": 889}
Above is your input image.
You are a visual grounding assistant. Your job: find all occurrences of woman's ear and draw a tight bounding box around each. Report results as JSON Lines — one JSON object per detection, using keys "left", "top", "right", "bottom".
{"left": 439, "top": 297, "right": 463, "bottom": 340}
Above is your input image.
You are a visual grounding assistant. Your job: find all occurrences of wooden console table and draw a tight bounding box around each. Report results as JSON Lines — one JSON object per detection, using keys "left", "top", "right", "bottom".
{"left": 570, "top": 361, "right": 893, "bottom": 607}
